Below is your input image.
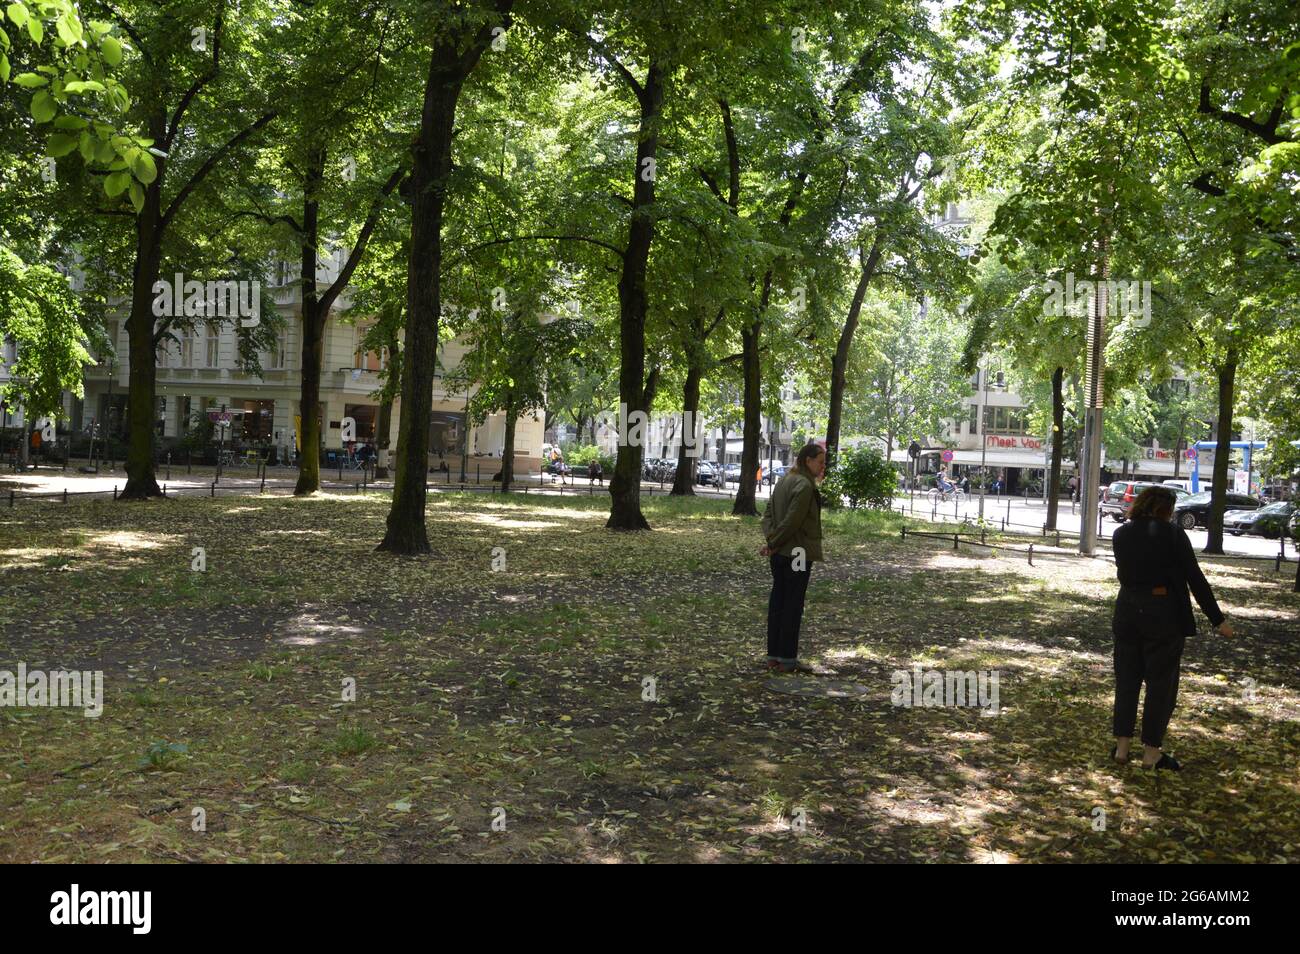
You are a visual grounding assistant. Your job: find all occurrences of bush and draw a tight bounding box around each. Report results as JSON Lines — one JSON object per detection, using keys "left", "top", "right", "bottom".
{"left": 822, "top": 445, "right": 896, "bottom": 510}
{"left": 564, "top": 443, "right": 615, "bottom": 472}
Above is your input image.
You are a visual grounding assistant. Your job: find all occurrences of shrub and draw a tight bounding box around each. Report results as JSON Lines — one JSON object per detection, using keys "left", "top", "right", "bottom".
{"left": 822, "top": 445, "right": 896, "bottom": 510}
{"left": 563, "top": 443, "right": 615, "bottom": 472}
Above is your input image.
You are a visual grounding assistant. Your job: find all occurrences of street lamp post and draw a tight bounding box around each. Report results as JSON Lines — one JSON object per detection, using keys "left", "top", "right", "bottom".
{"left": 978, "top": 364, "right": 989, "bottom": 519}
{"left": 1078, "top": 272, "right": 1108, "bottom": 555}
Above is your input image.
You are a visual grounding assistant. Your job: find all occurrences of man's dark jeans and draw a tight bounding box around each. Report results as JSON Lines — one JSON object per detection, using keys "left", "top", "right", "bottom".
{"left": 767, "top": 553, "right": 812, "bottom": 663}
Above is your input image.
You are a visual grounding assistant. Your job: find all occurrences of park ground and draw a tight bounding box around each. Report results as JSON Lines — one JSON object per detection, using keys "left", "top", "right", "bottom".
{"left": 1, "top": 490, "right": 1297, "bottom": 863}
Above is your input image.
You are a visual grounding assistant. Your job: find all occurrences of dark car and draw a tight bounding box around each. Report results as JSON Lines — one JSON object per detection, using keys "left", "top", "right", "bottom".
{"left": 1173, "top": 490, "right": 1261, "bottom": 530}
{"left": 1225, "top": 501, "right": 1294, "bottom": 538}
{"left": 695, "top": 461, "right": 720, "bottom": 486}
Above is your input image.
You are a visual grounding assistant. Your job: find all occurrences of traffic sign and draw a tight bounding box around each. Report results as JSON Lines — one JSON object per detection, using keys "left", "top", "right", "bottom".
{"left": 941, "top": 449, "right": 954, "bottom": 463}
{"left": 1185, "top": 449, "right": 1197, "bottom": 460}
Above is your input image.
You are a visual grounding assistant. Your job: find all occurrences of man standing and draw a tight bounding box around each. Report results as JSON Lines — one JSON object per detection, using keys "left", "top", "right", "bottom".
{"left": 760, "top": 443, "right": 827, "bottom": 674}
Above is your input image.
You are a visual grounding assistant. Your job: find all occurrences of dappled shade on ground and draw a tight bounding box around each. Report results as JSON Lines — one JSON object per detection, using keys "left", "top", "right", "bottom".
{"left": 1, "top": 492, "right": 1297, "bottom": 862}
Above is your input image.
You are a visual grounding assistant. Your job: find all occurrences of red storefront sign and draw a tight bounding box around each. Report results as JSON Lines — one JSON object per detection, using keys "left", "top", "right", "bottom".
{"left": 985, "top": 435, "right": 1044, "bottom": 451}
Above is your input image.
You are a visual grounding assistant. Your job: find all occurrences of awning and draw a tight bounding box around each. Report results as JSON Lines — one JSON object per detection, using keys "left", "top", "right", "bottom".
{"left": 891, "top": 448, "right": 1060, "bottom": 469}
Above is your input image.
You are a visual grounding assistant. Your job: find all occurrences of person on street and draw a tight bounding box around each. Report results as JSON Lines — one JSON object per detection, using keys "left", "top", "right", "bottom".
{"left": 760, "top": 443, "right": 826, "bottom": 674}
{"left": 1110, "top": 486, "right": 1233, "bottom": 771}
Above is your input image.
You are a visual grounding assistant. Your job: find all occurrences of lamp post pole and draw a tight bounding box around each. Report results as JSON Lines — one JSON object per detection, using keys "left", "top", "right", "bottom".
{"left": 1079, "top": 267, "right": 1109, "bottom": 555}
{"left": 979, "top": 364, "right": 988, "bottom": 519}
{"left": 460, "top": 385, "right": 469, "bottom": 483}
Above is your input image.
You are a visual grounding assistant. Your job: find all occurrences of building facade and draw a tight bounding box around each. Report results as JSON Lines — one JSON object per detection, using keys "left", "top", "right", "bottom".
{"left": 9, "top": 256, "right": 544, "bottom": 472}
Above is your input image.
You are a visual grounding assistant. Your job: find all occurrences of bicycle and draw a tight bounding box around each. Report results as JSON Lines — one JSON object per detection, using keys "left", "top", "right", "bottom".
{"left": 927, "top": 486, "right": 966, "bottom": 507}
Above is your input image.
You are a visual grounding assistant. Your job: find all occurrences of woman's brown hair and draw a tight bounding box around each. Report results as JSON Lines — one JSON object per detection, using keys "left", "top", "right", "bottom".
{"left": 1129, "top": 485, "right": 1177, "bottom": 521}
{"left": 793, "top": 442, "right": 825, "bottom": 477}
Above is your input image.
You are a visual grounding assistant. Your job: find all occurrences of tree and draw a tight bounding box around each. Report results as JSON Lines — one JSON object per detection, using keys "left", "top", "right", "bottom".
{"left": 235, "top": 1, "right": 414, "bottom": 495}
{"left": 68, "top": 3, "right": 283, "bottom": 499}
{"left": 0, "top": 244, "right": 95, "bottom": 427}
{"left": 377, "top": 0, "right": 515, "bottom": 554}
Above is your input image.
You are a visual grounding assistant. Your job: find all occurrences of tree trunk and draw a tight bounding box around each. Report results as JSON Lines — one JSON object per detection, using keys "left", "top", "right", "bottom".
{"left": 378, "top": 15, "right": 504, "bottom": 552}
{"left": 120, "top": 171, "right": 166, "bottom": 500}
{"left": 825, "top": 237, "right": 883, "bottom": 465}
{"left": 376, "top": 326, "right": 399, "bottom": 459}
{"left": 1204, "top": 349, "right": 1237, "bottom": 555}
{"left": 732, "top": 317, "right": 762, "bottom": 516}
{"left": 499, "top": 396, "right": 516, "bottom": 491}
{"left": 670, "top": 360, "right": 702, "bottom": 496}
{"left": 606, "top": 61, "right": 664, "bottom": 531}
{"left": 294, "top": 147, "right": 326, "bottom": 495}
{"left": 1045, "top": 366, "right": 1064, "bottom": 530}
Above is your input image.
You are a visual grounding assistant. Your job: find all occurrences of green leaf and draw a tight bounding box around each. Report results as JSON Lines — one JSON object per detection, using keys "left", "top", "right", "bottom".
{"left": 30, "top": 89, "right": 55, "bottom": 123}
{"left": 6, "top": 3, "right": 26, "bottom": 30}
{"left": 55, "top": 14, "right": 80, "bottom": 46}
{"left": 13, "top": 71, "right": 47, "bottom": 87}
{"left": 53, "top": 114, "right": 86, "bottom": 129}
{"left": 104, "top": 170, "right": 130, "bottom": 196}
{"left": 63, "top": 79, "right": 105, "bottom": 94}
{"left": 93, "top": 139, "right": 114, "bottom": 163}
{"left": 46, "top": 133, "right": 77, "bottom": 157}
{"left": 78, "top": 130, "right": 93, "bottom": 161}
{"left": 0, "top": 53, "right": 7, "bottom": 84}
{"left": 128, "top": 179, "right": 144, "bottom": 213}
{"left": 100, "top": 34, "right": 121, "bottom": 66}
{"left": 130, "top": 150, "right": 156, "bottom": 184}
{"left": 25, "top": 12, "right": 40, "bottom": 44}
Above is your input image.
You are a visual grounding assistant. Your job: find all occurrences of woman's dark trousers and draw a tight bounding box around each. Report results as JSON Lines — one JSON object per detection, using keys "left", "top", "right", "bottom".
{"left": 1112, "top": 595, "right": 1185, "bottom": 748}
{"left": 767, "top": 554, "right": 811, "bottom": 662}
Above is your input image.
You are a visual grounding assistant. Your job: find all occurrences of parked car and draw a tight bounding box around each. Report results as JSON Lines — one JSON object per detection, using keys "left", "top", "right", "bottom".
{"left": 724, "top": 463, "right": 741, "bottom": 484}
{"left": 695, "top": 461, "right": 720, "bottom": 486}
{"left": 1225, "top": 501, "right": 1294, "bottom": 538}
{"left": 1291, "top": 509, "right": 1300, "bottom": 540}
{"left": 1103, "top": 480, "right": 1194, "bottom": 521}
{"left": 762, "top": 459, "right": 788, "bottom": 480}
{"left": 1162, "top": 478, "right": 1192, "bottom": 493}
{"left": 1173, "top": 491, "right": 1261, "bottom": 530}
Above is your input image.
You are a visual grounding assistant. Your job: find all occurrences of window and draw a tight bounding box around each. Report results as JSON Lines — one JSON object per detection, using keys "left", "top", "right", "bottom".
{"left": 353, "top": 330, "right": 383, "bottom": 370}
{"left": 968, "top": 404, "right": 978, "bottom": 434}
{"left": 181, "top": 330, "right": 194, "bottom": 368}
{"left": 205, "top": 326, "right": 219, "bottom": 367}
{"left": 983, "top": 406, "right": 1028, "bottom": 435}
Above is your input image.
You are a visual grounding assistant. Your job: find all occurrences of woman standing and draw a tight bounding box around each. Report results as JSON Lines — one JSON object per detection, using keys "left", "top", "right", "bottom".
{"left": 1111, "top": 486, "right": 1233, "bottom": 770}
{"left": 760, "top": 443, "right": 826, "bottom": 673}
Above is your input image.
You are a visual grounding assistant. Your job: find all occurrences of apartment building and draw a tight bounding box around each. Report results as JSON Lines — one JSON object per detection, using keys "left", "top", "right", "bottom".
{"left": 19, "top": 256, "right": 544, "bottom": 471}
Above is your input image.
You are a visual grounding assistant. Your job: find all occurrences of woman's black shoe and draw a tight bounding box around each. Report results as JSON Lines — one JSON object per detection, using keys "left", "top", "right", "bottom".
{"left": 1144, "top": 753, "right": 1181, "bottom": 772}
{"left": 1110, "top": 744, "right": 1130, "bottom": 764}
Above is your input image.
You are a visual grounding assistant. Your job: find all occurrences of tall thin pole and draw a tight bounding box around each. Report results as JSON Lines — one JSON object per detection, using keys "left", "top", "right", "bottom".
{"left": 1079, "top": 239, "right": 1110, "bottom": 555}
{"left": 978, "top": 364, "right": 988, "bottom": 519}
